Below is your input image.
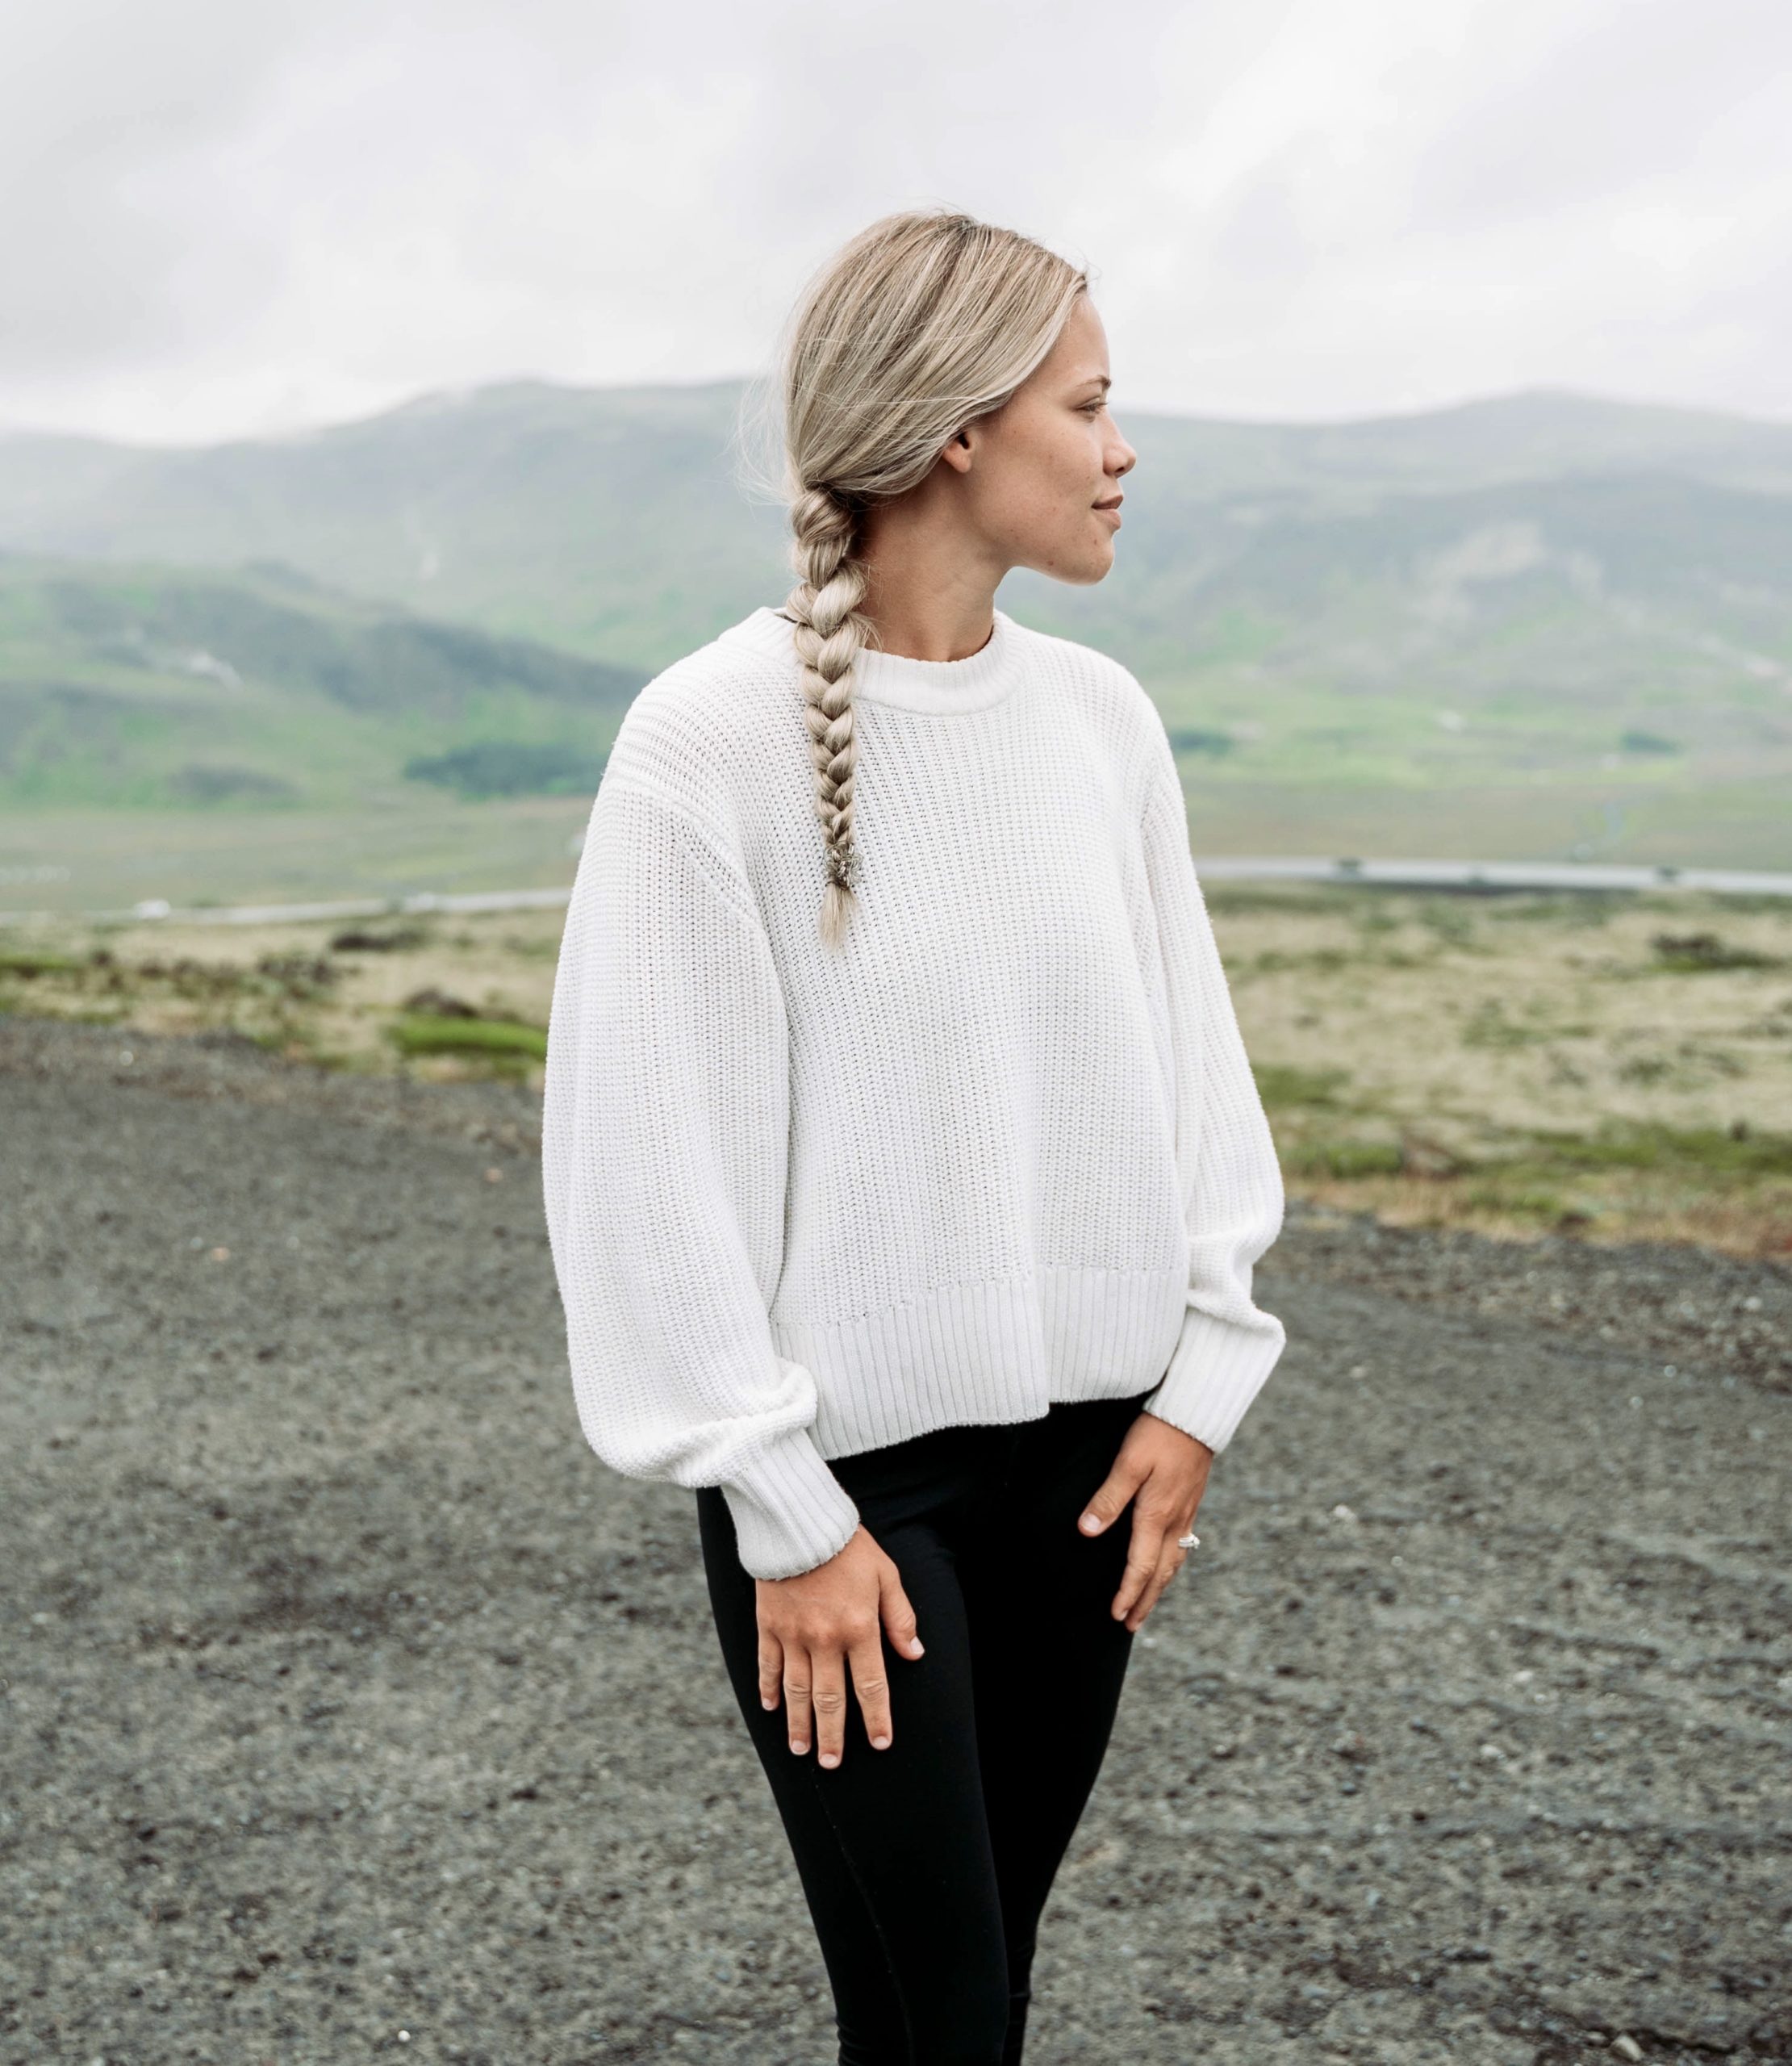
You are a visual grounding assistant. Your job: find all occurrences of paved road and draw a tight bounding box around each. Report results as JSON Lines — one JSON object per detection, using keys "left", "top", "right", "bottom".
{"left": 3, "top": 1016, "right": 1788, "bottom": 2065}
{"left": 6, "top": 852, "right": 1792, "bottom": 929}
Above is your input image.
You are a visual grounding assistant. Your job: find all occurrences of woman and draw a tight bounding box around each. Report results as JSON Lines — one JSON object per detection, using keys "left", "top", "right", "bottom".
{"left": 540, "top": 207, "right": 1288, "bottom": 2066}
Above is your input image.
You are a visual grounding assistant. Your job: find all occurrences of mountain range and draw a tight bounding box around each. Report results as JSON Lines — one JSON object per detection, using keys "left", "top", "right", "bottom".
{"left": 1, "top": 381, "right": 1788, "bottom": 863}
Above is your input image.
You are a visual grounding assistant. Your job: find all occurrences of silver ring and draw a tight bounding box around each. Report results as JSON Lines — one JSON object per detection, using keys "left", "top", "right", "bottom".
{"left": 1176, "top": 1532, "right": 1201, "bottom": 1550}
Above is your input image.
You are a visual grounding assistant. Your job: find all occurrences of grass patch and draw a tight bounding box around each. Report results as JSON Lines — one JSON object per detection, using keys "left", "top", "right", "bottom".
{"left": 384, "top": 1012, "right": 547, "bottom": 1061}
{"left": 1527, "top": 1119, "right": 1792, "bottom": 1177}
{"left": 1201, "top": 885, "right": 1360, "bottom": 918}
{"left": 403, "top": 741, "right": 608, "bottom": 799}
{"left": 1280, "top": 1137, "right": 1406, "bottom": 1179}
{"left": 0, "top": 949, "right": 86, "bottom": 977}
{"left": 1257, "top": 1063, "right": 1352, "bottom": 1108}
{"left": 1648, "top": 931, "right": 1783, "bottom": 972}
{"left": 1461, "top": 1000, "right": 1574, "bottom": 1048}
{"left": 1251, "top": 947, "right": 1359, "bottom": 975}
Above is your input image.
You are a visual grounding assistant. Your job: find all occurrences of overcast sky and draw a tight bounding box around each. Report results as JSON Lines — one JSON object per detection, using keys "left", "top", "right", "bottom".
{"left": 6, "top": 0, "right": 1790, "bottom": 446}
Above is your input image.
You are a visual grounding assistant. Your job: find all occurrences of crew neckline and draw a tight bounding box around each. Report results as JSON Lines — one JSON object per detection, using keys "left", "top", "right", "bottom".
{"left": 718, "top": 605, "right": 1021, "bottom": 715}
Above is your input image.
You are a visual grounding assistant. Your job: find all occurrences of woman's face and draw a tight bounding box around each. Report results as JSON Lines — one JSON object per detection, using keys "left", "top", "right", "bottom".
{"left": 959, "top": 293, "right": 1138, "bottom": 587}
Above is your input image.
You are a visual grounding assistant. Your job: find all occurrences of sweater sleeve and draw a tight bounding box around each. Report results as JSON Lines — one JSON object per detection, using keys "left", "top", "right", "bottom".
{"left": 540, "top": 772, "right": 862, "bottom": 1580}
{"left": 1137, "top": 750, "right": 1289, "bottom": 1452}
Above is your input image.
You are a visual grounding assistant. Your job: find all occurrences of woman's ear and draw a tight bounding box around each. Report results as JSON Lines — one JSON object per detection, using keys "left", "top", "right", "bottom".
{"left": 938, "top": 427, "right": 975, "bottom": 476}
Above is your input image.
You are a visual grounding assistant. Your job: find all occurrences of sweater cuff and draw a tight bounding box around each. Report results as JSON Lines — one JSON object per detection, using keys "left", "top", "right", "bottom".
{"left": 1143, "top": 1307, "right": 1286, "bottom": 1454}
{"left": 720, "top": 1426, "right": 862, "bottom": 1581}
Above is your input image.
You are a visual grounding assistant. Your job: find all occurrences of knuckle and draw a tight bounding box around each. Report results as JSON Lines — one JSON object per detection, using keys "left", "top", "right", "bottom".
{"left": 855, "top": 1672, "right": 889, "bottom": 1699}
{"left": 811, "top": 1688, "right": 846, "bottom": 1714}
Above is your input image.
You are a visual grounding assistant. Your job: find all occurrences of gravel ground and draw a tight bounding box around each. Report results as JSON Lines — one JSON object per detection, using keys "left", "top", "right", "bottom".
{"left": 3, "top": 1015, "right": 1789, "bottom": 2066}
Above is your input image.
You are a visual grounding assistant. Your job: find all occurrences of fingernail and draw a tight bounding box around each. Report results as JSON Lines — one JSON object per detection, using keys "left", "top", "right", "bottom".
{"left": 819, "top": 1752, "right": 839, "bottom": 1768}
{"left": 1080, "top": 1514, "right": 1101, "bottom": 1533}
{"left": 791, "top": 1739, "right": 808, "bottom": 1754}
{"left": 871, "top": 1734, "right": 892, "bottom": 1750}
{"left": 909, "top": 1638, "right": 925, "bottom": 1655}
{"left": 762, "top": 1696, "right": 777, "bottom": 1710}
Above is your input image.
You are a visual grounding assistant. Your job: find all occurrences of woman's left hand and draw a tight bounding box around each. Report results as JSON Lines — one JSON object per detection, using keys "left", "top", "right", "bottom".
{"left": 1077, "top": 1411, "right": 1213, "bottom": 1632}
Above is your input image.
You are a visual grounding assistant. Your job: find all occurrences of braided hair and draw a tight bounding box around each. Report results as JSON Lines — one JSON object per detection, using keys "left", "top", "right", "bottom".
{"left": 783, "top": 487, "right": 872, "bottom": 945}
{"left": 737, "top": 207, "right": 1088, "bottom": 947}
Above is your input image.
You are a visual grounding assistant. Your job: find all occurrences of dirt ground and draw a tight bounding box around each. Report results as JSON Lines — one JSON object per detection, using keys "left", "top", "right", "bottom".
{"left": 6, "top": 880, "right": 1790, "bottom": 1258}
{"left": 2, "top": 1014, "right": 1788, "bottom": 2066}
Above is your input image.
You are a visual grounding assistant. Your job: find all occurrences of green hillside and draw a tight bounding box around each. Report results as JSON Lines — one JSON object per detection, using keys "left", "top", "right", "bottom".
{"left": 4, "top": 383, "right": 1791, "bottom": 674}
{"left": 0, "top": 556, "right": 641, "bottom": 811}
{"left": 0, "top": 382, "right": 1789, "bottom": 879}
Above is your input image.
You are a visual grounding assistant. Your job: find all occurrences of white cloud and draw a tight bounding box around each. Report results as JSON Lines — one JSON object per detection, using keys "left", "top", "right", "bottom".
{"left": 5, "top": 0, "right": 1790, "bottom": 443}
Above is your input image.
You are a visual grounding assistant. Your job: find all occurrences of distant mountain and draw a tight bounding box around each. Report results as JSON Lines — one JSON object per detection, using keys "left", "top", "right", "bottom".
{"left": 0, "top": 555, "right": 643, "bottom": 809}
{"left": 0, "top": 382, "right": 781, "bottom": 670}
{"left": 4, "top": 381, "right": 1791, "bottom": 675}
{"left": 1, "top": 383, "right": 1789, "bottom": 853}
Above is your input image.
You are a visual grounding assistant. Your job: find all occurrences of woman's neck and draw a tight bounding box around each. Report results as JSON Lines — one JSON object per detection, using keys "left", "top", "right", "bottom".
{"left": 854, "top": 495, "right": 1005, "bottom": 662}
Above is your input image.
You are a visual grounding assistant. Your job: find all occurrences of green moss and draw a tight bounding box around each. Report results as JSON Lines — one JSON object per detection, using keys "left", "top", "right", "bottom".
{"left": 1463, "top": 1182, "right": 1566, "bottom": 1221}
{"left": 1647, "top": 931, "right": 1782, "bottom": 972}
{"left": 384, "top": 1012, "right": 547, "bottom": 1060}
{"left": 1251, "top": 947, "right": 1360, "bottom": 975}
{"left": 1256, "top": 1063, "right": 1352, "bottom": 1108}
{"left": 1461, "top": 1000, "right": 1570, "bottom": 1048}
{"left": 1530, "top": 1119, "right": 1791, "bottom": 1177}
{"left": 1281, "top": 1138, "right": 1406, "bottom": 1179}
{"left": 0, "top": 949, "right": 86, "bottom": 977}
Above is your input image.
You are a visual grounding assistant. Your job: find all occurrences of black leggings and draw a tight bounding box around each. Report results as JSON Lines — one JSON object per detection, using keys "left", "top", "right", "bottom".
{"left": 695, "top": 1390, "right": 1151, "bottom": 2066}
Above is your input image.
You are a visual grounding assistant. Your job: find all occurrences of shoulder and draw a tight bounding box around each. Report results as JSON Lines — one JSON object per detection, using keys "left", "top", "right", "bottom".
{"left": 1005, "top": 615, "right": 1174, "bottom": 783}
{"left": 600, "top": 616, "right": 802, "bottom": 841}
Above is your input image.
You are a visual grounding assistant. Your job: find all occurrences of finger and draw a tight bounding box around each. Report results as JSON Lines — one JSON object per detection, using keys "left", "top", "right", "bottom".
{"left": 1078, "top": 1459, "right": 1146, "bottom": 1537}
{"left": 1110, "top": 1503, "right": 1174, "bottom": 1621}
{"left": 849, "top": 1628, "right": 894, "bottom": 1751}
{"left": 811, "top": 1642, "right": 850, "bottom": 1769}
{"left": 1126, "top": 1543, "right": 1187, "bottom": 1633}
{"left": 758, "top": 1628, "right": 784, "bottom": 1713}
{"left": 879, "top": 1573, "right": 926, "bottom": 1662}
{"left": 784, "top": 1646, "right": 813, "bottom": 1756}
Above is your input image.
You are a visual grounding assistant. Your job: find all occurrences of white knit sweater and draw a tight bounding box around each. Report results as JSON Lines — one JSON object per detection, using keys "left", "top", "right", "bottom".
{"left": 540, "top": 603, "right": 1288, "bottom": 1580}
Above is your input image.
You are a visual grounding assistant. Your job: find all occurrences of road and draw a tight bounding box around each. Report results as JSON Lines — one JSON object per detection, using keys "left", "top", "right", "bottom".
{"left": 6, "top": 852, "right": 1792, "bottom": 929}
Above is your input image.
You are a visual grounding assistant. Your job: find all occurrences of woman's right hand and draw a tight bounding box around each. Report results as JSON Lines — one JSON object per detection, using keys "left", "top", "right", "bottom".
{"left": 755, "top": 1526, "right": 925, "bottom": 1767}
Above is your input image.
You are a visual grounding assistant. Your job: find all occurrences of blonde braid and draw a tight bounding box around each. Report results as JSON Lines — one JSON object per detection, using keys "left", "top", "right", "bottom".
{"left": 783, "top": 486, "right": 874, "bottom": 948}
{"left": 730, "top": 207, "right": 1090, "bottom": 948}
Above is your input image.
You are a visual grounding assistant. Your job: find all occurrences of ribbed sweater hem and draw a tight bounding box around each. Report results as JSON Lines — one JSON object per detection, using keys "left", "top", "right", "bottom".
{"left": 772, "top": 1263, "right": 1190, "bottom": 1460}
{"left": 718, "top": 1265, "right": 1284, "bottom": 1577}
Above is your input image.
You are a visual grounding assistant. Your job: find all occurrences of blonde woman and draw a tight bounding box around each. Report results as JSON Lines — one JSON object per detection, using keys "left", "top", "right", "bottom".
{"left": 541, "top": 207, "right": 1288, "bottom": 2066}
